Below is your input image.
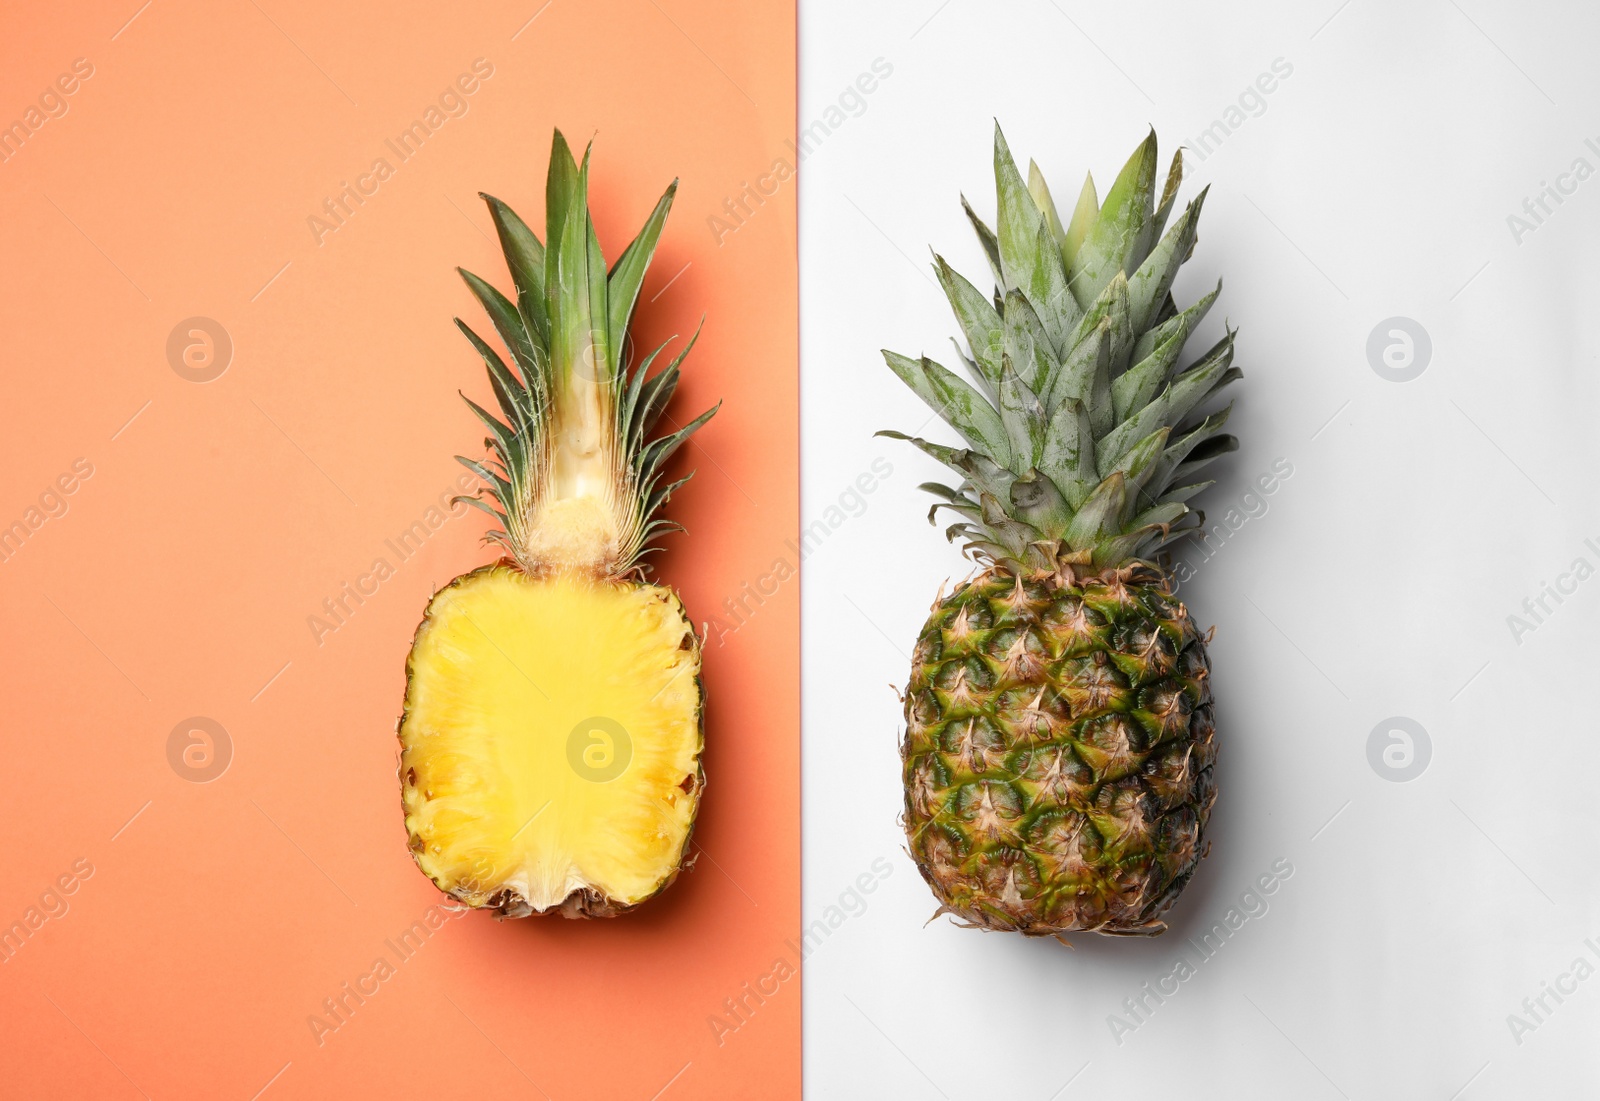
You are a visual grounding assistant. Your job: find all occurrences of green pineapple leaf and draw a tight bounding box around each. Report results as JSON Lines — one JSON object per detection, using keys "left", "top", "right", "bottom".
{"left": 1001, "top": 289, "right": 1054, "bottom": 393}
{"left": 1112, "top": 321, "right": 1187, "bottom": 425}
{"left": 960, "top": 193, "right": 1005, "bottom": 290}
{"left": 459, "top": 268, "right": 543, "bottom": 393}
{"left": 1028, "top": 160, "right": 1068, "bottom": 252}
{"left": 607, "top": 180, "right": 677, "bottom": 376}
{"left": 1132, "top": 278, "right": 1218, "bottom": 365}
{"left": 1070, "top": 130, "right": 1157, "bottom": 304}
{"left": 1128, "top": 189, "right": 1205, "bottom": 333}
{"left": 882, "top": 127, "right": 1239, "bottom": 570}
{"left": 935, "top": 254, "right": 1003, "bottom": 388}
{"left": 479, "top": 193, "right": 549, "bottom": 352}
{"left": 1062, "top": 171, "right": 1098, "bottom": 278}
{"left": 882, "top": 351, "right": 1012, "bottom": 465}
{"left": 1039, "top": 398, "right": 1096, "bottom": 509}
{"left": 996, "top": 355, "right": 1047, "bottom": 472}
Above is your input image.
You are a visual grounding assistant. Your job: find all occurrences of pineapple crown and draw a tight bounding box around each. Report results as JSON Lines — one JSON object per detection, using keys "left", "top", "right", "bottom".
{"left": 880, "top": 124, "right": 1239, "bottom": 574}
{"left": 453, "top": 130, "right": 717, "bottom": 577}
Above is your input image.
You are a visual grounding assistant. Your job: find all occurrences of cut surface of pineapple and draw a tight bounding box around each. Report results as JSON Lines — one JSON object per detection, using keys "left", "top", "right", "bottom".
{"left": 400, "top": 565, "right": 704, "bottom": 917}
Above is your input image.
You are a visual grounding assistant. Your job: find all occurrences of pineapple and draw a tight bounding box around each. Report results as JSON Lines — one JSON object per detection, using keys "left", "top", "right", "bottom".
{"left": 883, "top": 126, "right": 1238, "bottom": 937}
{"left": 399, "top": 131, "right": 717, "bottom": 919}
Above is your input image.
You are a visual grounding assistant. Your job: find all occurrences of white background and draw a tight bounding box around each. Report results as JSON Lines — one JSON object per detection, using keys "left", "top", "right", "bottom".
{"left": 798, "top": 1, "right": 1600, "bottom": 1097}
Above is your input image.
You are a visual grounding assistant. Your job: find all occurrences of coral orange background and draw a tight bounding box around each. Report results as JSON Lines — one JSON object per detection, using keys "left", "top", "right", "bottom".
{"left": 0, "top": 2, "right": 798, "bottom": 1097}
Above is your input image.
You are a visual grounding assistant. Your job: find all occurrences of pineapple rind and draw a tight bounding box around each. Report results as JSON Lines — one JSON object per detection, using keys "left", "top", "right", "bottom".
{"left": 903, "top": 564, "right": 1215, "bottom": 936}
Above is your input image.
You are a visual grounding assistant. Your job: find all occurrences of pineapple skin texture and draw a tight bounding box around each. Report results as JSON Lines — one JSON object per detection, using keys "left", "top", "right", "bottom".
{"left": 902, "top": 564, "right": 1216, "bottom": 937}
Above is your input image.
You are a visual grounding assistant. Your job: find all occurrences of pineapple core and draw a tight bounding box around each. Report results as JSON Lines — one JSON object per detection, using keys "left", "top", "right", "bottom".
{"left": 400, "top": 566, "right": 702, "bottom": 913}
{"left": 526, "top": 497, "right": 619, "bottom": 574}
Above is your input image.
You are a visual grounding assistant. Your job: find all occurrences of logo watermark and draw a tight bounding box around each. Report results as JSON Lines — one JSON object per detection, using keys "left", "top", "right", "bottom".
{"left": 1366, "top": 317, "right": 1431, "bottom": 382}
{"left": 167, "top": 716, "right": 233, "bottom": 783}
{"left": 1366, "top": 716, "right": 1430, "bottom": 782}
{"left": 166, "top": 317, "right": 233, "bottom": 383}
{"left": 567, "top": 717, "right": 631, "bottom": 782}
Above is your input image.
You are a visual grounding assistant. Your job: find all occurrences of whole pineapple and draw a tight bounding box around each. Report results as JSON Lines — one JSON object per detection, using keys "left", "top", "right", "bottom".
{"left": 398, "top": 131, "right": 716, "bottom": 918}
{"left": 883, "top": 126, "right": 1238, "bottom": 937}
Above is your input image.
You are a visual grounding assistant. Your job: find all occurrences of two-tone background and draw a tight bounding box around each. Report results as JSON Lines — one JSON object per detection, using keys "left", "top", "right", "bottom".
{"left": 4, "top": 1, "right": 1597, "bottom": 1097}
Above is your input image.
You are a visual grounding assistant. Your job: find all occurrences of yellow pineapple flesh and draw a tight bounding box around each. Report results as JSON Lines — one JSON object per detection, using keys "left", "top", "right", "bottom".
{"left": 402, "top": 567, "right": 702, "bottom": 916}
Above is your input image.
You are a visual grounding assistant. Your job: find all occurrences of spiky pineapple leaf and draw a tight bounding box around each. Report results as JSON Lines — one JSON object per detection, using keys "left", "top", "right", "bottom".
{"left": 1044, "top": 322, "right": 1111, "bottom": 430}
{"left": 479, "top": 193, "right": 549, "bottom": 351}
{"left": 607, "top": 180, "right": 677, "bottom": 375}
{"left": 1062, "top": 171, "right": 1098, "bottom": 276}
{"left": 1039, "top": 398, "right": 1095, "bottom": 509}
{"left": 1097, "top": 331, "right": 1236, "bottom": 471}
{"left": 1101, "top": 426, "right": 1170, "bottom": 500}
{"left": 459, "top": 268, "right": 542, "bottom": 389}
{"left": 1028, "top": 160, "right": 1068, "bottom": 252}
{"left": 1001, "top": 289, "right": 1054, "bottom": 393}
{"left": 882, "top": 351, "right": 1012, "bottom": 464}
{"left": 993, "top": 126, "right": 1076, "bottom": 346}
{"left": 993, "top": 124, "right": 1046, "bottom": 294}
{"left": 1008, "top": 470, "right": 1071, "bottom": 537}
{"left": 631, "top": 322, "right": 703, "bottom": 451}
{"left": 544, "top": 129, "right": 580, "bottom": 275}
{"left": 1062, "top": 472, "right": 1126, "bottom": 549}
{"left": 547, "top": 140, "right": 596, "bottom": 389}
{"left": 1128, "top": 189, "right": 1205, "bottom": 333}
{"left": 1146, "top": 149, "right": 1185, "bottom": 248}
{"left": 996, "top": 357, "right": 1047, "bottom": 472}
{"left": 880, "top": 127, "right": 1241, "bottom": 571}
{"left": 935, "top": 255, "right": 1003, "bottom": 387}
{"left": 961, "top": 193, "right": 1005, "bottom": 290}
{"left": 1132, "top": 279, "right": 1219, "bottom": 365}
{"left": 455, "top": 318, "right": 534, "bottom": 434}
{"left": 1070, "top": 130, "right": 1157, "bottom": 303}
{"left": 584, "top": 201, "right": 611, "bottom": 385}
{"left": 1112, "top": 321, "right": 1187, "bottom": 425}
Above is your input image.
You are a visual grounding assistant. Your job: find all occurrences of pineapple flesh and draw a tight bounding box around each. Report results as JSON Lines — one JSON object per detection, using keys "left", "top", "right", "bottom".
{"left": 884, "top": 127, "right": 1238, "bottom": 937}
{"left": 400, "top": 132, "right": 716, "bottom": 919}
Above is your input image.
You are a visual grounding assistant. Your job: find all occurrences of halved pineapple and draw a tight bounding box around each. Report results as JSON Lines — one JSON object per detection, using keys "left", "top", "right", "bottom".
{"left": 402, "top": 568, "right": 703, "bottom": 916}
{"left": 398, "top": 131, "right": 717, "bottom": 918}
